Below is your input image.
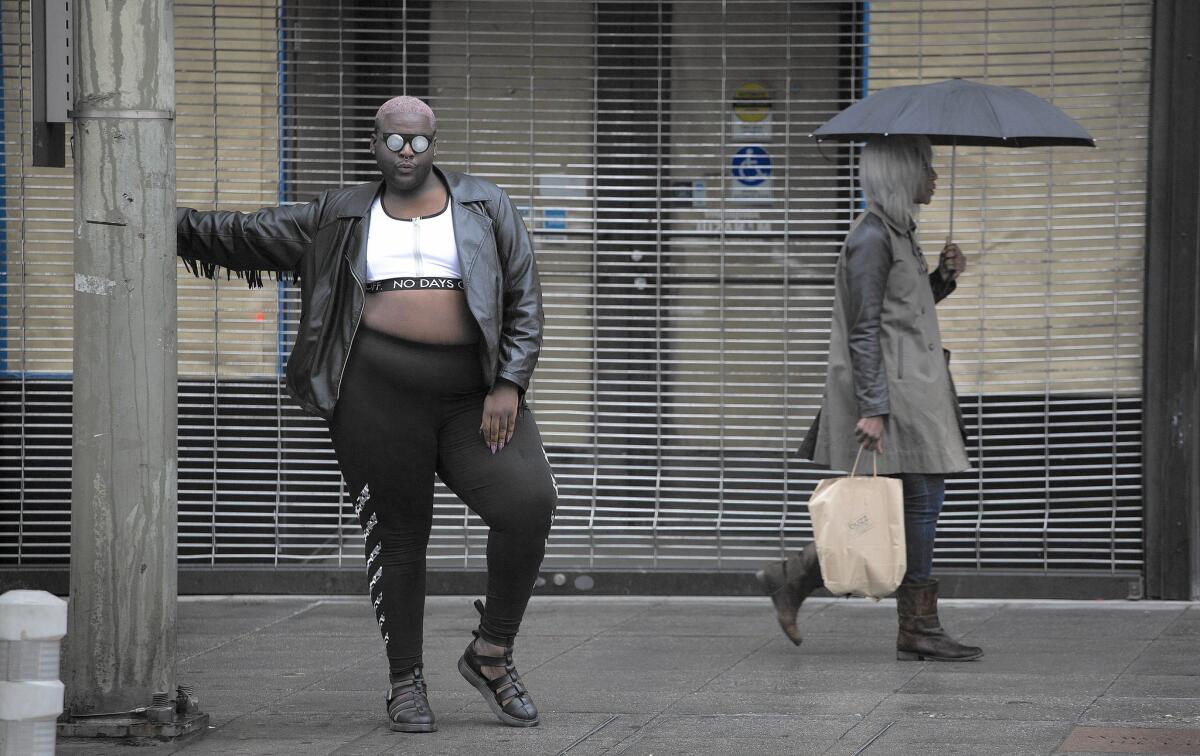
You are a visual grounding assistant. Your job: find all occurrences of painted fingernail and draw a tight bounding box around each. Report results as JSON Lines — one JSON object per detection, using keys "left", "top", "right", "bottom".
{"left": 490, "top": 444, "right": 497, "bottom": 454}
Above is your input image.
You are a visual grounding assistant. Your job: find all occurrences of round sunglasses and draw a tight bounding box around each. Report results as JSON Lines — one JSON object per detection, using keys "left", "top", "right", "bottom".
{"left": 380, "top": 132, "right": 433, "bottom": 154}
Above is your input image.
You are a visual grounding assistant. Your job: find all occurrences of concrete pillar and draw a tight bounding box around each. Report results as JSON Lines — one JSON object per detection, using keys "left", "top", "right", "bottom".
{"left": 64, "top": 0, "right": 178, "bottom": 714}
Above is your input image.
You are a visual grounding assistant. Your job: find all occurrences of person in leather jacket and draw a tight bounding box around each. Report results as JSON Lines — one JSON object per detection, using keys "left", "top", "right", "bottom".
{"left": 755, "top": 135, "right": 983, "bottom": 663}
{"left": 177, "top": 96, "right": 556, "bottom": 732}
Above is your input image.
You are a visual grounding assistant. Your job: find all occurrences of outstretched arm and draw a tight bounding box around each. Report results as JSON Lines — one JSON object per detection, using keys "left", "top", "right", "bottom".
{"left": 176, "top": 200, "right": 321, "bottom": 288}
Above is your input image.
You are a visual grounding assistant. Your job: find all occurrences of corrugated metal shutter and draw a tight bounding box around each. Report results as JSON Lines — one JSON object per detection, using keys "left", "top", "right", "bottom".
{"left": 273, "top": 0, "right": 865, "bottom": 570}
{"left": 173, "top": 0, "right": 345, "bottom": 566}
{"left": 2, "top": 0, "right": 74, "bottom": 563}
{"left": 866, "top": 1, "right": 1148, "bottom": 570}
{"left": 0, "top": 0, "right": 1149, "bottom": 578}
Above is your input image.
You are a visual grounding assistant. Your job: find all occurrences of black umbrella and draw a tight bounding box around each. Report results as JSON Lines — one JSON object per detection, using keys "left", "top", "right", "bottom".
{"left": 812, "top": 78, "right": 1095, "bottom": 237}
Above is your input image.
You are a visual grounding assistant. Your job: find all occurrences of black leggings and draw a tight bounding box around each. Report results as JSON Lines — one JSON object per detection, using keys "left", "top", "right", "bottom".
{"left": 329, "top": 327, "right": 557, "bottom": 675}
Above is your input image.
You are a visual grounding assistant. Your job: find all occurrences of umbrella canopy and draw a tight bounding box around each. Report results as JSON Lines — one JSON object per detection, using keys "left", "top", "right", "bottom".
{"left": 812, "top": 78, "right": 1094, "bottom": 148}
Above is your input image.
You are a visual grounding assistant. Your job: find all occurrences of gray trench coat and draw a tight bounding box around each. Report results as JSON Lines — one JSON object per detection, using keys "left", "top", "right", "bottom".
{"left": 804, "top": 204, "right": 969, "bottom": 475}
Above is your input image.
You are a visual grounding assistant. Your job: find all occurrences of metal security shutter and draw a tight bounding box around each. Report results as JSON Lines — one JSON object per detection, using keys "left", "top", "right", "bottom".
{"left": 175, "top": 0, "right": 348, "bottom": 566}
{"left": 1, "top": 0, "right": 75, "bottom": 564}
{"left": 0, "top": 0, "right": 313, "bottom": 567}
{"left": 274, "top": 0, "right": 863, "bottom": 571}
{"left": 865, "top": 1, "right": 1149, "bottom": 571}
{"left": 0, "top": 0, "right": 1150, "bottom": 584}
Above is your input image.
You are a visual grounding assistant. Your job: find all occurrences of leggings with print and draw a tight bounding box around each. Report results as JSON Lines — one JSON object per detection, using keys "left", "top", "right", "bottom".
{"left": 328, "top": 327, "right": 557, "bottom": 676}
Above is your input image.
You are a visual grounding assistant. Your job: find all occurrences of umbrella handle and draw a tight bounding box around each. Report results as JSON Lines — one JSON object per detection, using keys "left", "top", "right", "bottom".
{"left": 944, "top": 141, "right": 960, "bottom": 282}
{"left": 947, "top": 141, "right": 956, "bottom": 244}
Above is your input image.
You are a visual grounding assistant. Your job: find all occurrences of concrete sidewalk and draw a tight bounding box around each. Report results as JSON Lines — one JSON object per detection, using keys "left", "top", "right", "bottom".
{"left": 58, "top": 594, "right": 1200, "bottom": 755}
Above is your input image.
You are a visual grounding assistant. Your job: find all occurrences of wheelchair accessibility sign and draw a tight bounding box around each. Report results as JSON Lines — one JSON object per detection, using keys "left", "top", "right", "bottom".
{"left": 731, "top": 146, "right": 772, "bottom": 187}
{"left": 730, "top": 145, "right": 773, "bottom": 201}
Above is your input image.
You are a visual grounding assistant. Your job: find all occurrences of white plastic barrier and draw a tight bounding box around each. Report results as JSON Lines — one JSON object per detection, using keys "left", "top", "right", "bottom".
{"left": 0, "top": 591, "right": 67, "bottom": 756}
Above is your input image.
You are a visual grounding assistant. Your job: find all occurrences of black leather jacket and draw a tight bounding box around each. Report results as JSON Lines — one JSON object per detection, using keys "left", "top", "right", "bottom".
{"left": 176, "top": 167, "right": 544, "bottom": 419}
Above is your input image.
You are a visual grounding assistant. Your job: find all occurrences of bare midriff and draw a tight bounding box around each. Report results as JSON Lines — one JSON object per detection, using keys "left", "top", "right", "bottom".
{"left": 363, "top": 175, "right": 477, "bottom": 344}
{"left": 361, "top": 289, "right": 479, "bottom": 345}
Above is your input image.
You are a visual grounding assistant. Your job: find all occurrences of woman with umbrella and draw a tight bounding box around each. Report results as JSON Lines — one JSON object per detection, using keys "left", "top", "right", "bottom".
{"left": 757, "top": 134, "right": 983, "bottom": 662}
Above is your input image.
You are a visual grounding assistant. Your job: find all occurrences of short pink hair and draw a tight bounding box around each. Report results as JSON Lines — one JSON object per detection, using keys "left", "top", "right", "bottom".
{"left": 374, "top": 96, "right": 437, "bottom": 131}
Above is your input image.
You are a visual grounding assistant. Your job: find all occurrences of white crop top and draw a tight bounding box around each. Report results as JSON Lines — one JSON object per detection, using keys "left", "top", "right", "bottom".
{"left": 364, "top": 194, "right": 461, "bottom": 282}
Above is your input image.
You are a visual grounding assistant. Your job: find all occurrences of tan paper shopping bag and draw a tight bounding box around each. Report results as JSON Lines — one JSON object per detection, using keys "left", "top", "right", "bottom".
{"left": 806, "top": 451, "right": 906, "bottom": 599}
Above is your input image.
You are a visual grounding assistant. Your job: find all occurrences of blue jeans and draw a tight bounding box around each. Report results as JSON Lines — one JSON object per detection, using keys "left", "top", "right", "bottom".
{"left": 892, "top": 473, "right": 946, "bottom": 584}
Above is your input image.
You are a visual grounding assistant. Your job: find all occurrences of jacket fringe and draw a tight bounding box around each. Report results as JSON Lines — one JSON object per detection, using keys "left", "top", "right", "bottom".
{"left": 180, "top": 257, "right": 300, "bottom": 289}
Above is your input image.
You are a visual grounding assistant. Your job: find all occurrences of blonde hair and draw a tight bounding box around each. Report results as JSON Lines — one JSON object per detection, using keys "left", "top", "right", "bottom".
{"left": 859, "top": 135, "right": 932, "bottom": 228}
{"left": 374, "top": 96, "right": 436, "bottom": 132}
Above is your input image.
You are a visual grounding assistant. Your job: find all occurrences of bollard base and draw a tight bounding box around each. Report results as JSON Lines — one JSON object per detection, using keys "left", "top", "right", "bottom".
{"left": 57, "top": 710, "right": 210, "bottom": 743}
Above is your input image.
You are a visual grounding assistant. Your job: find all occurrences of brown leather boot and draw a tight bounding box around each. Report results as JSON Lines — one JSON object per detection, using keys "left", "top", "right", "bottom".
{"left": 755, "top": 542, "right": 823, "bottom": 645}
{"left": 895, "top": 579, "right": 983, "bottom": 661}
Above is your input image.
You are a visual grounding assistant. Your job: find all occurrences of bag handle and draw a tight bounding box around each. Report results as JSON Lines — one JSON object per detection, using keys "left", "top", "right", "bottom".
{"left": 850, "top": 446, "right": 878, "bottom": 478}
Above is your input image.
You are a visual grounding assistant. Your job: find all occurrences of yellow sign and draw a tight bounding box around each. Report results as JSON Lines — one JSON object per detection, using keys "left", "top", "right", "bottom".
{"left": 732, "top": 82, "right": 772, "bottom": 123}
